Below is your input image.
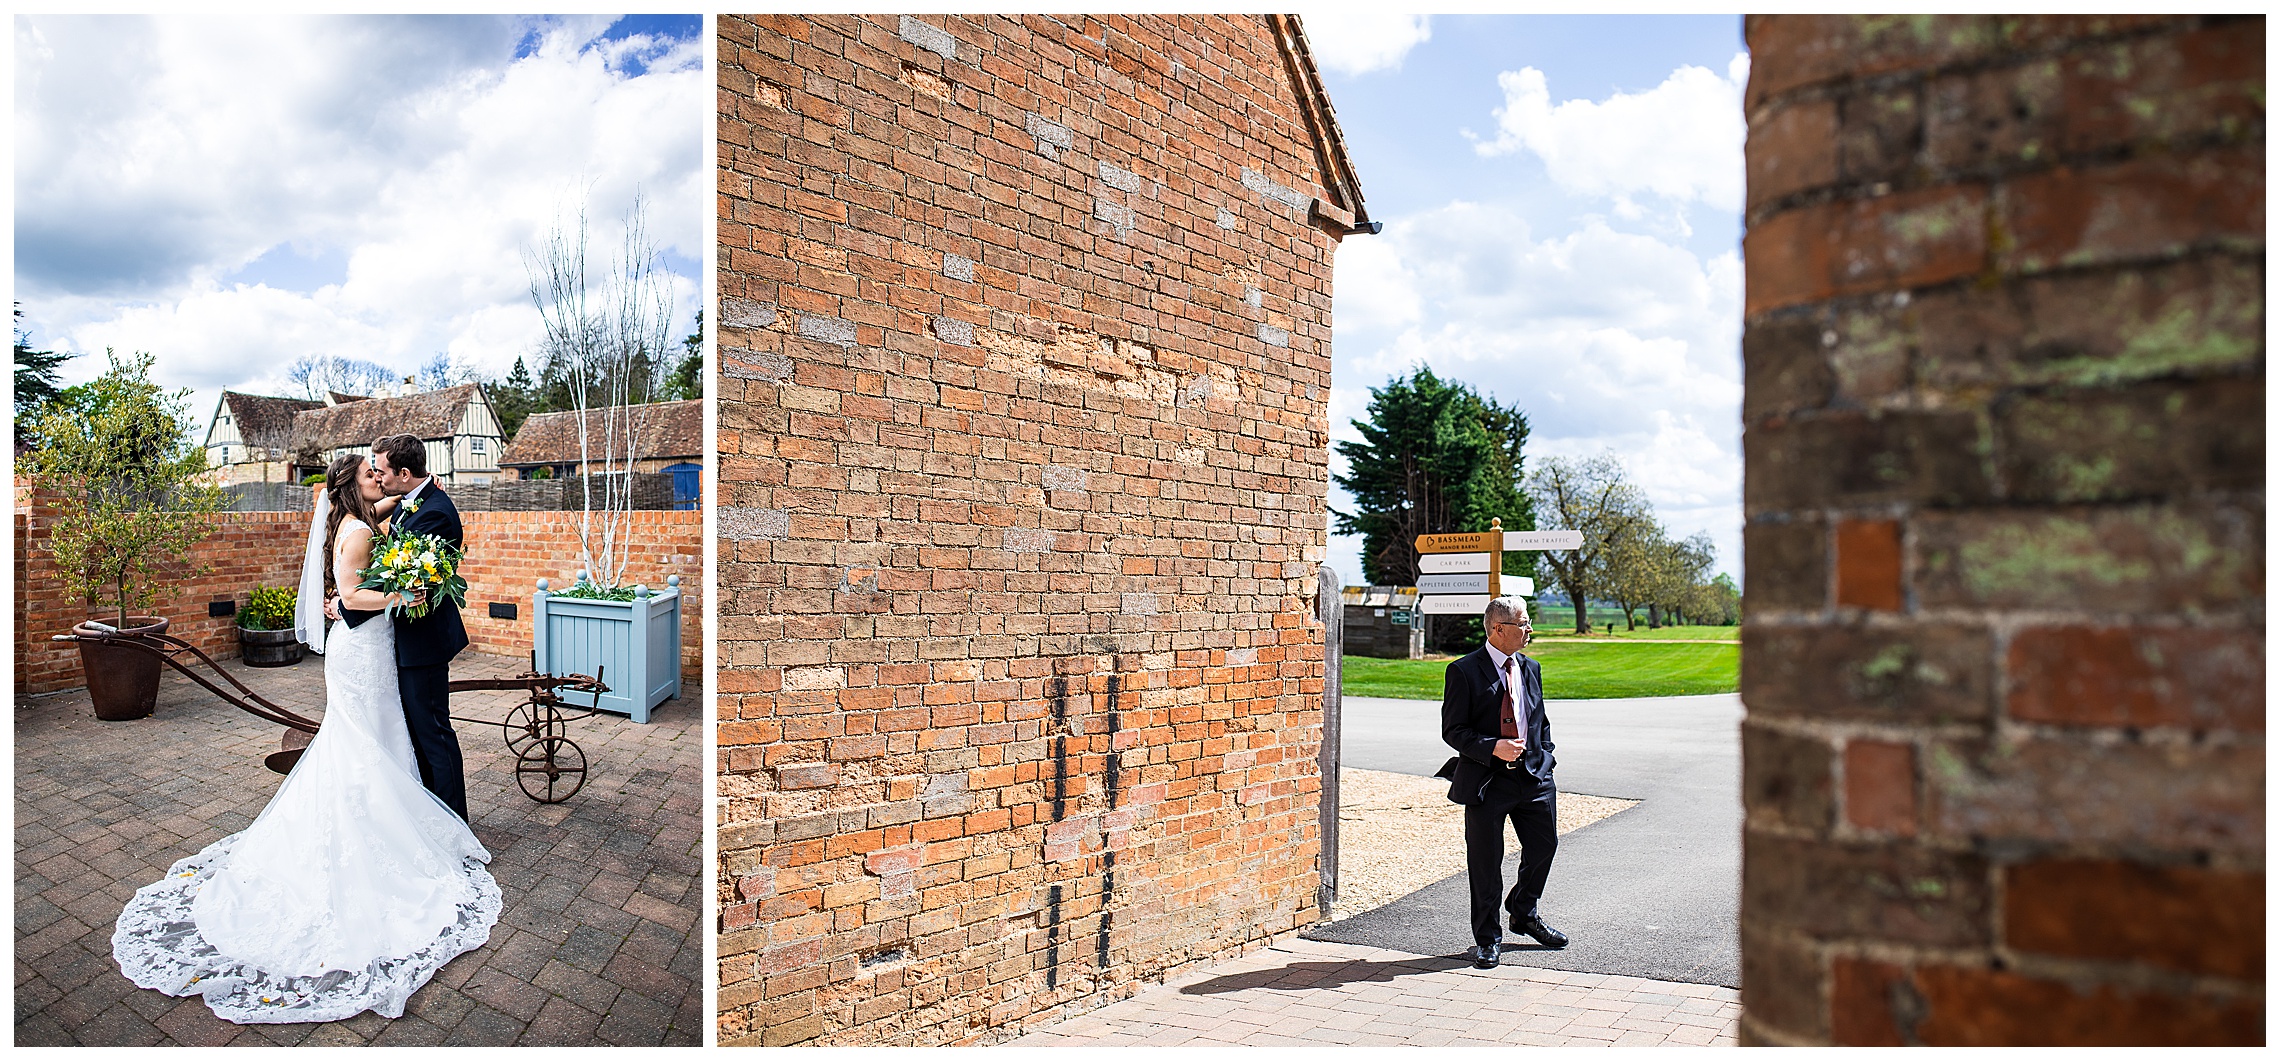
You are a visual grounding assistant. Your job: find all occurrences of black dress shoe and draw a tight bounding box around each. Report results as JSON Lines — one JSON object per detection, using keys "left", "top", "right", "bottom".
{"left": 1470, "top": 942, "right": 1501, "bottom": 969}
{"left": 1511, "top": 912, "right": 1569, "bottom": 948}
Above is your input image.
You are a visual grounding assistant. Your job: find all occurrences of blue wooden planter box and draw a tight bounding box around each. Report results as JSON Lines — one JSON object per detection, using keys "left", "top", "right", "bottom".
{"left": 532, "top": 574, "right": 684, "bottom": 723}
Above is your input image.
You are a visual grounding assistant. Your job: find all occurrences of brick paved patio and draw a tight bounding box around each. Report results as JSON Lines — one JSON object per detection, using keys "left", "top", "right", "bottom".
{"left": 1006, "top": 936, "right": 1740, "bottom": 1047}
{"left": 15, "top": 651, "right": 702, "bottom": 1046}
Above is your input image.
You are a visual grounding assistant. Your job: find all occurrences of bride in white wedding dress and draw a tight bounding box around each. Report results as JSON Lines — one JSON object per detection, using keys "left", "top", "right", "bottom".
{"left": 112, "top": 454, "right": 500, "bottom": 1024}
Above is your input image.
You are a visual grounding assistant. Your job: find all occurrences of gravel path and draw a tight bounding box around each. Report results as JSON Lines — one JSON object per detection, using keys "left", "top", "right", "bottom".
{"left": 1327, "top": 768, "right": 1636, "bottom": 923}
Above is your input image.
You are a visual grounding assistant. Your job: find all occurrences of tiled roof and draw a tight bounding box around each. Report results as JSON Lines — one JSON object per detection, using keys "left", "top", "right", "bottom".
{"left": 499, "top": 400, "right": 702, "bottom": 466}
{"left": 290, "top": 383, "right": 487, "bottom": 451}
{"left": 218, "top": 392, "right": 323, "bottom": 450}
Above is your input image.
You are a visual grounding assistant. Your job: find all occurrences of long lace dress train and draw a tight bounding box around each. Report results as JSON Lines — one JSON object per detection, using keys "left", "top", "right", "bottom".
{"left": 111, "top": 518, "right": 499, "bottom": 1023}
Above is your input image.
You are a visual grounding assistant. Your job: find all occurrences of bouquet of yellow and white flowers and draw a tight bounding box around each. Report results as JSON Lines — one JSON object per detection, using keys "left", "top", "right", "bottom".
{"left": 358, "top": 528, "right": 468, "bottom": 620}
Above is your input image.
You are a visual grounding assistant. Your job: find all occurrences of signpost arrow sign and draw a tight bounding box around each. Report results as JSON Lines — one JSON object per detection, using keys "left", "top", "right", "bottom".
{"left": 1503, "top": 530, "right": 1584, "bottom": 551}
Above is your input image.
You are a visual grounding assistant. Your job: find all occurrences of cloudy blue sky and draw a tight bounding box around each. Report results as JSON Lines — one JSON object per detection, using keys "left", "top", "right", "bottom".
{"left": 14, "top": 14, "right": 704, "bottom": 421}
{"left": 1301, "top": 13, "right": 1748, "bottom": 586}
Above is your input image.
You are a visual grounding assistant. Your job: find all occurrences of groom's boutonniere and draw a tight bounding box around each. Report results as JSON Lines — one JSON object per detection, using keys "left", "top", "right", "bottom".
{"left": 402, "top": 496, "right": 422, "bottom": 516}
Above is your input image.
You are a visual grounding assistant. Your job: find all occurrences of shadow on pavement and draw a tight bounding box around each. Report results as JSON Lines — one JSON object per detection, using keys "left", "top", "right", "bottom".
{"left": 1178, "top": 955, "right": 1475, "bottom": 996}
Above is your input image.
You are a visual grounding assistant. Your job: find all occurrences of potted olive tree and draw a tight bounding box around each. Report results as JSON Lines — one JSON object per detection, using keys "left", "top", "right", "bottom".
{"left": 21, "top": 350, "right": 226, "bottom": 720}
{"left": 237, "top": 584, "right": 304, "bottom": 667}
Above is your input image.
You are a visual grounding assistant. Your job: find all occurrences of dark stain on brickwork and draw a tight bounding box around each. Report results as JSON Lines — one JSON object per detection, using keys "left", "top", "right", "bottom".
{"left": 1097, "top": 659, "right": 1128, "bottom": 972}
{"left": 1046, "top": 675, "right": 1071, "bottom": 990}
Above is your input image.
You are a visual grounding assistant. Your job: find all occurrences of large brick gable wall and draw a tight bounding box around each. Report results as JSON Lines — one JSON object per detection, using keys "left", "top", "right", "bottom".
{"left": 1739, "top": 15, "right": 2263, "bottom": 1045}
{"left": 714, "top": 15, "right": 1352, "bottom": 1046}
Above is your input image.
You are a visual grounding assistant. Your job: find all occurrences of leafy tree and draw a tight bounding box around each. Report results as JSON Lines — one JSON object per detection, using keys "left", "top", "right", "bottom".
{"left": 19, "top": 350, "right": 227, "bottom": 627}
{"left": 1525, "top": 453, "right": 1654, "bottom": 635}
{"left": 1603, "top": 520, "right": 1673, "bottom": 630}
{"left": 1704, "top": 572, "right": 1742, "bottom": 625}
{"left": 663, "top": 309, "right": 704, "bottom": 401}
{"left": 1654, "top": 531, "right": 1719, "bottom": 626}
{"left": 1333, "top": 366, "right": 1534, "bottom": 585}
{"left": 1332, "top": 366, "right": 1535, "bottom": 652}
{"left": 14, "top": 306, "right": 75, "bottom": 449}
{"left": 489, "top": 356, "right": 541, "bottom": 438}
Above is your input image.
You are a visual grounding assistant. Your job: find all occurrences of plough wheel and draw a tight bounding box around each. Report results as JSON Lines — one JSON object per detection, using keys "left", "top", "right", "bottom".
{"left": 503, "top": 701, "right": 567, "bottom": 758}
{"left": 516, "top": 736, "right": 587, "bottom": 804}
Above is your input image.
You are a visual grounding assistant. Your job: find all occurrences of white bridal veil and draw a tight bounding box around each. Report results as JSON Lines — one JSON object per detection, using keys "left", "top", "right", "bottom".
{"left": 294, "top": 490, "right": 330, "bottom": 654}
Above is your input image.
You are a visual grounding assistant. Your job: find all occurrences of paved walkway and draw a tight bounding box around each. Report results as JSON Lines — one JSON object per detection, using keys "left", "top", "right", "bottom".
{"left": 1322, "top": 694, "right": 1742, "bottom": 987}
{"left": 15, "top": 651, "right": 702, "bottom": 1046}
{"left": 1007, "top": 936, "right": 1739, "bottom": 1047}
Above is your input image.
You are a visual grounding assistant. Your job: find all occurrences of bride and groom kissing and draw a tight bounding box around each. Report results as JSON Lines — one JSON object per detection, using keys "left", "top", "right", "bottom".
{"left": 112, "top": 434, "right": 498, "bottom": 1024}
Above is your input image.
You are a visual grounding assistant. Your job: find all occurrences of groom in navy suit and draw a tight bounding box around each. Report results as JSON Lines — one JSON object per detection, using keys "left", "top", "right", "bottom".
{"left": 368, "top": 433, "right": 472, "bottom": 821}
{"left": 1435, "top": 595, "right": 1568, "bottom": 968}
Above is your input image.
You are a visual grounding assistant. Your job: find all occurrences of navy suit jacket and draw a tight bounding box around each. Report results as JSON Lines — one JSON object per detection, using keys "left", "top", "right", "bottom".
{"left": 1436, "top": 647, "right": 1557, "bottom": 805}
{"left": 390, "top": 482, "right": 469, "bottom": 668}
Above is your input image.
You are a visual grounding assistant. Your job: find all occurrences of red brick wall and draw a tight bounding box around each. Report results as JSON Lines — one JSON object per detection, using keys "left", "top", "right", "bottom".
{"left": 15, "top": 494, "right": 700, "bottom": 693}
{"left": 14, "top": 496, "right": 310, "bottom": 693}
{"left": 1740, "top": 15, "right": 2263, "bottom": 1046}
{"left": 716, "top": 14, "right": 1348, "bottom": 1046}
{"left": 459, "top": 510, "right": 703, "bottom": 676}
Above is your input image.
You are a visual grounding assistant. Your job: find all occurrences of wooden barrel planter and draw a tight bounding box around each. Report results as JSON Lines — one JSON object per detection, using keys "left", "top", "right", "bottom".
{"left": 238, "top": 626, "right": 305, "bottom": 668}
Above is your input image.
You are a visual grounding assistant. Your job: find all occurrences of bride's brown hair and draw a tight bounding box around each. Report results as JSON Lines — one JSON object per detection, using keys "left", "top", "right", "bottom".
{"left": 322, "top": 454, "right": 386, "bottom": 596}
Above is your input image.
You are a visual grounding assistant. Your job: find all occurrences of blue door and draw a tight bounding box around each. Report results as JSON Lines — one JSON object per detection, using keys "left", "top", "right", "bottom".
{"left": 664, "top": 462, "right": 701, "bottom": 510}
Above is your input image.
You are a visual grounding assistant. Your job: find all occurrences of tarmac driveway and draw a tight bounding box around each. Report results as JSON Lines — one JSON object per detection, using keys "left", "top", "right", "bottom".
{"left": 1306, "top": 693, "right": 1742, "bottom": 988}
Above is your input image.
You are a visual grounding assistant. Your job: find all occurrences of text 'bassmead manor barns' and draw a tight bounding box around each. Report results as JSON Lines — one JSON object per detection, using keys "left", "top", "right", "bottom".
{"left": 713, "top": 14, "right": 1372, "bottom": 1046}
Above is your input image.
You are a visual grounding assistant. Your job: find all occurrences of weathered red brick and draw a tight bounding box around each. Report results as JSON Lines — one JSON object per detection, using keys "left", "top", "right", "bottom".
{"left": 2007, "top": 625, "right": 2263, "bottom": 731}
{"left": 1832, "top": 519, "right": 1903, "bottom": 612}
{"left": 2005, "top": 858, "right": 2263, "bottom": 979}
{"left": 1841, "top": 740, "right": 1915, "bottom": 835}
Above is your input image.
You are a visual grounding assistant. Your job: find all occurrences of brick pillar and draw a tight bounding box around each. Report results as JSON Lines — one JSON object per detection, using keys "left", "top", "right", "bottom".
{"left": 1740, "top": 15, "right": 2263, "bottom": 1046}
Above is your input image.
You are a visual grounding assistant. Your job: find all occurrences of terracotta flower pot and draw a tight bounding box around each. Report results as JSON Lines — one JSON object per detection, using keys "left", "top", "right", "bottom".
{"left": 74, "top": 615, "right": 169, "bottom": 721}
{"left": 238, "top": 626, "right": 305, "bottom": 668}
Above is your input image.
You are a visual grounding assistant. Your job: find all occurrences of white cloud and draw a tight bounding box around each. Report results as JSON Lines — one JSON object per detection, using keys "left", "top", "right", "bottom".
{"left": 14, "top": 15, "right": 704, "bottom": 409}
{"left": 1300, "top": 12, "right": 1431, "bottom": 77}
{"left": 1329, "top": 201, "right": 1743, "bottom": 582}
{"left": 1469, "top": 52, "right": 1748, "bottom": 211}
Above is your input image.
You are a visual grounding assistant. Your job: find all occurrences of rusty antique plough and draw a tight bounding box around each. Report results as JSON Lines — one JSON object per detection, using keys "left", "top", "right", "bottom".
{"left": 52, "top": 628, "right": 608, "bottom": 803}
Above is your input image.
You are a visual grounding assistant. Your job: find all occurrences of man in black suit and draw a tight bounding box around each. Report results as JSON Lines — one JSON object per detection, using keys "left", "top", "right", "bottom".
{"left": 367, "top": 433, "right": 472, "bottom": 820}
{"left": 1435, "top": 595, "right": 1567, "bottom": 968}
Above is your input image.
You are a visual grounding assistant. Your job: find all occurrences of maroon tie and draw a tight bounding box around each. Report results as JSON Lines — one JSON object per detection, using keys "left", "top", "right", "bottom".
{"left": 1500, "top": 656, "right": 1523, "bottom": 744}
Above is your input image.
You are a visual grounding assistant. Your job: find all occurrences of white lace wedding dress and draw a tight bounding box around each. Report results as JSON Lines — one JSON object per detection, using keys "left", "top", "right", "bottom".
{"left": 112, "top": 518, "right": 500, "bottom": 1024}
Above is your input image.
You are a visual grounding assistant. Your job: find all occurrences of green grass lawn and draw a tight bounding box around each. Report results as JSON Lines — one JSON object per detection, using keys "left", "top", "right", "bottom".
{"left": 1344, "top": 641, "right": 1740, "bottom": 700}
{"left": 1532, "top": 624, "right": 1739, "bottom": 642}
{"left": 1527, "top": 606, "right": 1737, "bottom": 640}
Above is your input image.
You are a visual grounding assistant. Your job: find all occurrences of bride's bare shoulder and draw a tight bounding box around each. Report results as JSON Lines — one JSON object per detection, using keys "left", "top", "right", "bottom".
{"left": 335, "top": 518, "right": 376, "bottom": 551}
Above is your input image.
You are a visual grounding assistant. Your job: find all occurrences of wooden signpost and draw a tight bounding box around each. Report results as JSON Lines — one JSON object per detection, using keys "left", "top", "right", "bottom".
{"left": 1411, "top": 518, "right": 1576, "bottom": 616}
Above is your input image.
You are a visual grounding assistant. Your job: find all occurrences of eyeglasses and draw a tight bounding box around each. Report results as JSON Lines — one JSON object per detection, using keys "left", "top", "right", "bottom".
{"left": 1490, "top": 620, "right": 1532, "bottom": 631}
